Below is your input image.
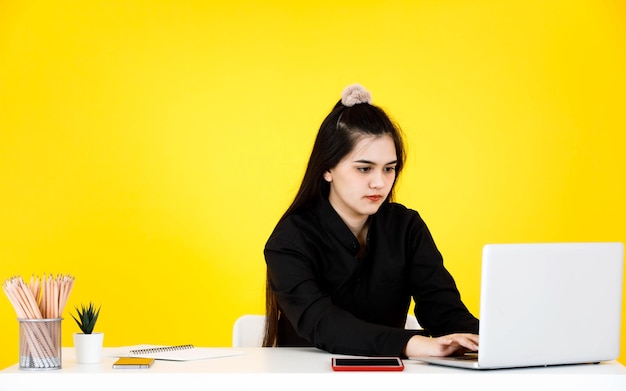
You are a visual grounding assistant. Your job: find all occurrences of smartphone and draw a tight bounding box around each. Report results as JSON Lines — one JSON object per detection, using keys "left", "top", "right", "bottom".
{"left": 112, "top": 357, "right": 155, "bottom": 369}
{"left": 331, "top": 357, "right": 404, "bottom": 371}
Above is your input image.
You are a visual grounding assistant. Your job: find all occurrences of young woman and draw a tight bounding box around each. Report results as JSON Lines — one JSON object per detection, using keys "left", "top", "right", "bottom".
{"left": 263, "top": 84, "right": 479, "bottom": 358}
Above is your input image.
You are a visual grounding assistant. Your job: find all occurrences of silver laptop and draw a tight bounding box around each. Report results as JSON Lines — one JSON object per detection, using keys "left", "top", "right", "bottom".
{"left": 413, "top": 242, "right": 624, "bottom": 370}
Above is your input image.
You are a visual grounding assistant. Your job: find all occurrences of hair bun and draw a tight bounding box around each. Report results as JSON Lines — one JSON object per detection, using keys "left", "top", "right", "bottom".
{"left": 341, "top": 84, "right": 372, "bottom": 107}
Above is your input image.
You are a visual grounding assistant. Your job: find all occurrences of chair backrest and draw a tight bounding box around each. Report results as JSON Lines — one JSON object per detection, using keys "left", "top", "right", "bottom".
{"left": 232, "top": 314, "right": 421, "bottom": 347}
{"left": 232, "top": 314, "right": 266, "bottom": 347}
{"left": 405, "top": 314, "right": 421, "bottom": 330}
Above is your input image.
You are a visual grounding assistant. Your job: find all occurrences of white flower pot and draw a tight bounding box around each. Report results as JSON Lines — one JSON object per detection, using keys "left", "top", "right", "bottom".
{"left": 73, "top": 332, "right": 104, "bottom": 364}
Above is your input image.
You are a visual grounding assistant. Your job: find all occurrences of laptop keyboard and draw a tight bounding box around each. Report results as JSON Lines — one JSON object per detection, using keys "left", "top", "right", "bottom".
{"left": 452, "top": 353, "right": 478, "bottom": 361}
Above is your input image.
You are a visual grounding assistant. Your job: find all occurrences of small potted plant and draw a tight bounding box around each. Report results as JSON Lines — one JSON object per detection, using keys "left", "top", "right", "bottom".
{"left": 72, "top": 302, "right": 104, "bottom": 364}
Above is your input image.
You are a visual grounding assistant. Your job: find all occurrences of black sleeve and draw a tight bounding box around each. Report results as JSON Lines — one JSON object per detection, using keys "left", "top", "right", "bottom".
{"left": 407, "top": 214, "right": 479, "bottom": 336}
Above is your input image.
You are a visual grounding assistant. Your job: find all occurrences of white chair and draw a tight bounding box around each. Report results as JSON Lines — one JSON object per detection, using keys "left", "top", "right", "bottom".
{"left": 232, "top": 314, "right": 266, "bottom": 347}
{"left": 232, "top": 314, "right": 421, "bottom": 347}
{"left": 405, "top": 314, "right": 422, "bottom": 330}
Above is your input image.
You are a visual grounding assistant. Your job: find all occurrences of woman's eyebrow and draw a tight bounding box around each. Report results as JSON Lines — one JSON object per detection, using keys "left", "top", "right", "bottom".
{"left": 353, "top": 159, "right": 398, "bottom": 165}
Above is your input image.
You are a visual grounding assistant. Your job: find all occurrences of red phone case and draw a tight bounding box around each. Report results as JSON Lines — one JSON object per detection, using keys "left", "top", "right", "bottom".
{"left": 331, "top": 357, "right": 404, "bottom": 371}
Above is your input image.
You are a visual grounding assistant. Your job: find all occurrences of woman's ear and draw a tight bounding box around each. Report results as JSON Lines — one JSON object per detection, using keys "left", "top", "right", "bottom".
{"left": 323, "top": 171, "right": 332, "bottom": 182}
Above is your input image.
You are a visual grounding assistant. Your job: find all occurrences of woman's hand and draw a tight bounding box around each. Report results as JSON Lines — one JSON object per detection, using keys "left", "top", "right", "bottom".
{"left": 404, "top": 334, "right": 479, "bottom": 358}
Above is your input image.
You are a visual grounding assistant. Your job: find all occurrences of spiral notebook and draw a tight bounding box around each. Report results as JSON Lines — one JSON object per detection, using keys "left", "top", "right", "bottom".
{"left": 122, "top": 344, "right": 245, "bottom": 361}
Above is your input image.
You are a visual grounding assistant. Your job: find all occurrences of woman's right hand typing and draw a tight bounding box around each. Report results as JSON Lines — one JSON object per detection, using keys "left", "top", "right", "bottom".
{"left": 404, "top": 333, "right": 479, "bottom": 358}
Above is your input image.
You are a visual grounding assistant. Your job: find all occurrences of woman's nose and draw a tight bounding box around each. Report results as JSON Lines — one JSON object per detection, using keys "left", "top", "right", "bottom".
{"left": 370, "top": 171, "right": 384, "bottom": 188}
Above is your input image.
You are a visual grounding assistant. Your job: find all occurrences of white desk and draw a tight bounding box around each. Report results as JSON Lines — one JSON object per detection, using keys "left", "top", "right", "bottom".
{"left": 1, "top": 347, "right": 626, "bottom": 391}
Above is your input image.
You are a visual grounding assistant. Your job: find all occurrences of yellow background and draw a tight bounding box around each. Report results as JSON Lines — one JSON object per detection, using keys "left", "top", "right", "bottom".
{"left": 1, "top": 0, "right": 625, "bottom": 369}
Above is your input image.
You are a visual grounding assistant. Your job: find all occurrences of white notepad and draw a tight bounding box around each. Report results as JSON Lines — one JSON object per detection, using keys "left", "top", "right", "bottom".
{"left": 111, "top": 344, "right": 245, "bottom": 361}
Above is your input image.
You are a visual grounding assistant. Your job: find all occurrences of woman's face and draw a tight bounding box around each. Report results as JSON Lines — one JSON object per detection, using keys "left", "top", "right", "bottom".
{"left": 323, "top": 135, "right": 397, "bottom": 223}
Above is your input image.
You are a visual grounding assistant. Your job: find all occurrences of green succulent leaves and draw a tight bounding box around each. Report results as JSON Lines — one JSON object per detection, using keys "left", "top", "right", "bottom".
{"left": 71, "top": 302, "right": 101, "bottom": 334}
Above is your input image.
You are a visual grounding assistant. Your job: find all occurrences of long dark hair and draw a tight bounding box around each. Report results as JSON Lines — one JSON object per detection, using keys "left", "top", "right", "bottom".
{"left": 262, "top": 95, "right": 406, "bottom": 347}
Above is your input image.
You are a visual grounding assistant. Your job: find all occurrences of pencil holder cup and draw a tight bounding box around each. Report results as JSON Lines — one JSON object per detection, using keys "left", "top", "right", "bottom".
{"left": 18, "top": 318, "right": 63, "bottom": 370}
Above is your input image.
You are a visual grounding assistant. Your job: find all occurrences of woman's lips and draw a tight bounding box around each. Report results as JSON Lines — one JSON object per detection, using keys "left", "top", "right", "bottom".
{"left": 366, "top": 195, "right": 382, "bottom": 202}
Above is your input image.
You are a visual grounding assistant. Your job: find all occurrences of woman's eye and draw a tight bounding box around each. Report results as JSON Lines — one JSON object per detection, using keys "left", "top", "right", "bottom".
{"left": 384, "top": 166, "right": 396, "bottom": 172}
{"left": 357, "top": 167, "right": 371, "bottom": 173}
